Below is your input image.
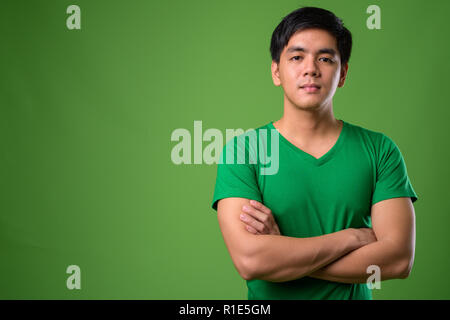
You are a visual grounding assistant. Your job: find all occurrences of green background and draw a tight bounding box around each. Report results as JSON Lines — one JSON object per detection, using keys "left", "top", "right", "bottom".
{"left": 0, "top": 0, "right": 447, "bottom": 299}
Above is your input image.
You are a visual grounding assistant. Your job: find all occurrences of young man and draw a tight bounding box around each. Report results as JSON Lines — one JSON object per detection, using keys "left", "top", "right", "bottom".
{"left": 211, "top": 7, "right": 418, "bottom": 300}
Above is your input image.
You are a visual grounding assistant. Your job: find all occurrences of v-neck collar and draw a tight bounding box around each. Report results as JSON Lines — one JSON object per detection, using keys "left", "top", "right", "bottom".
{"left": 268, "top": 119, "right": 348, "bottom": 167}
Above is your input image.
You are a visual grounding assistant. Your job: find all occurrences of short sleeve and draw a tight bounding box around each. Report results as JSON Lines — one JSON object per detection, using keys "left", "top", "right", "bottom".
{"left": 371, "top": 134, "right": 418, "bottom": 205}
{"left": 211, "top": 136, "right": 262, "bottom": 212}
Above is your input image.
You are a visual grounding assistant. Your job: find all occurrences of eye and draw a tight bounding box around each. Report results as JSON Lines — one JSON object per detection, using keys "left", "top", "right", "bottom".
{"left": 291, "top": 56, "right": 303, "bottom": 61}
{"left": 319, "top": 57, "right": 334, "bottom": 63}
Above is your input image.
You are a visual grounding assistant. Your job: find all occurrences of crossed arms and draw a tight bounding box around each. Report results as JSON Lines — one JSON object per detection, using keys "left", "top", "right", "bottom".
{"left": 216, "top": 197, "right": 415, "bottom": 283}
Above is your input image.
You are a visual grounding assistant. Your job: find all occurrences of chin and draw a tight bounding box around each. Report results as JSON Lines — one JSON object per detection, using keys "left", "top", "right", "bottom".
{"left": 293, "top": 101, "right": 322, "bottom": 110}
{"left": 285, "top": 93, "right": 324, "bottom": 110}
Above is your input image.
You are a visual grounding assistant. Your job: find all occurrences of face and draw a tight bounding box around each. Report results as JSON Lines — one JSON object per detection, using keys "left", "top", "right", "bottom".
{"left": 271, "top": 28, "right": 348, "bottom": 111}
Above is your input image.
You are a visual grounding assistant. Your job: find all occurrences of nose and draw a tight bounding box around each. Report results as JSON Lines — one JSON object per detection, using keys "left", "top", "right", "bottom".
{"left": 303, "top": 56, "right": 320, "bottom": 77}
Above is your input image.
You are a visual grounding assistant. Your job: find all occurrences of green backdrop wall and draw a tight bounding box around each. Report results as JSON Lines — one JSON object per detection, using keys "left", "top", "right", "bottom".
{"left": 0, "top": 0, "right": 447, "bottom": 299}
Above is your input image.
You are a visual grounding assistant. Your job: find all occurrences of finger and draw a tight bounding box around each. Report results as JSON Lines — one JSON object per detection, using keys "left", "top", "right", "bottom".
{"left": 240, "top": 213, "right": 266, "bottom": 233}
{"left": 242, "top": 205, "right": 270, "bottom": 224}
{"left": 245, "top": 225, "right": 260, "bottom": 235}
{"left": 249, "top": 200, "right": 272, "bottom": 215}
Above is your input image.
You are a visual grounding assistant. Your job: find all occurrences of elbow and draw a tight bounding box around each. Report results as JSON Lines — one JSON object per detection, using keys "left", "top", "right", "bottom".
{"left": 236, "top": 255, "right": 259, "bottom": 281}
{"left": 238, "top": 269, "right": 255, "bottom": 281}
{"left": 399, "top": 264, "right": 413, "bottom": 279}
{"left": 397, "top": 257, "right": 414, "bottom": 279}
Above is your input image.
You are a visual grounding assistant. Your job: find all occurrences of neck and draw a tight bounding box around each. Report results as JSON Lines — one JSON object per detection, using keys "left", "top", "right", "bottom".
{"left": 274, "top": 96, "right": 341, "bottom": 142}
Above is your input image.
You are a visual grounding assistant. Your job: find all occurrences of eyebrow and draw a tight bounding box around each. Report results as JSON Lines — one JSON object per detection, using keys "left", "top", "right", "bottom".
{"left": 286, "top": 46, "right": 337, "bottom": 56}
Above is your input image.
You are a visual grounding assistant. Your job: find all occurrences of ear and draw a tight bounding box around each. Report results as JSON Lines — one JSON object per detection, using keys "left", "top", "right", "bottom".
{"left": 271, "top": 60, "right": 282, "bottom": 86}
{"left": 338, "top": 63, "right": 349, "bottom": 88}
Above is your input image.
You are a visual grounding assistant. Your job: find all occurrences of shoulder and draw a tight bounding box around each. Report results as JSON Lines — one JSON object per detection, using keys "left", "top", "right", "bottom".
{"left": 222, "top": 122, "right": 274, "bottom": 148}
{"left": 344, "top": 120, "right": 396, "bottom": 150}
{"left": 219, "top": 122, "right": 273, "bottom": 162}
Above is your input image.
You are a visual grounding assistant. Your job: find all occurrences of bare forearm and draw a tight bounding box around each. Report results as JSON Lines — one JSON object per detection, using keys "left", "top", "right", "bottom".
{"left": 309, "top": 239, "right": 412, "bottom": 283}
{"left": 244, "top": 229, "right": 363, "bottom": 282}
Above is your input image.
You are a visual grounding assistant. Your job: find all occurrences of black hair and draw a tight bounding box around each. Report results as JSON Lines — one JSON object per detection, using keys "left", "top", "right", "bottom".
{"left": 270, "top": 7, "right": 352, "bottom": 65}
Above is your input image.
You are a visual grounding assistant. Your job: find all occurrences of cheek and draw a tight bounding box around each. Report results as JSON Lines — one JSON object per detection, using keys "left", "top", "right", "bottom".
{"left": 283, "top": 69, "right": 299, "bottom": 87}
{"left": 319, "top": 71, "right": 339, "bottom": 91}
{"left": 331, "top": 67, "right": 342, "bottom": 84}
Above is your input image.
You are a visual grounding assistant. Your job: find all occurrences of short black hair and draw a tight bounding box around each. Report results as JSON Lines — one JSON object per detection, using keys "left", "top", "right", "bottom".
{"left": 270, "top": 7, "right": 352, "bottom": 65}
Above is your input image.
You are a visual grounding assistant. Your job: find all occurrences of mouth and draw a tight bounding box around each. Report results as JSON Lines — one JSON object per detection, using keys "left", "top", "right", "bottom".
{"left": 300, "top": 84, "right": 321, "bottom": 93}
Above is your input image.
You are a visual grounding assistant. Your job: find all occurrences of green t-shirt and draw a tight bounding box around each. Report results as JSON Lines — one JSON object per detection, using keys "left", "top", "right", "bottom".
{"left": 211, "top": 119, "right": 418, "bottom": 300}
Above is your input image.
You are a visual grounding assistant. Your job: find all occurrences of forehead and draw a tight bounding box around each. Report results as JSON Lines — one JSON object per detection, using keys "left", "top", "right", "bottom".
{"left": 283, "top": 28, "right": 338, "bottom": 54}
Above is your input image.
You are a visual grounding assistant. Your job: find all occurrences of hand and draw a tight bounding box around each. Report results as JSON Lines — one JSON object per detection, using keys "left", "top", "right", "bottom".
{"left": 240, "top": 200, "right": 281, "bottom": 235}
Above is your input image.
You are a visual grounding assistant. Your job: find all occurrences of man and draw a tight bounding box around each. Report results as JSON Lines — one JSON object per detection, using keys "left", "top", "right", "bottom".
{"left": 211, "top": 7, "right": 418, "bottom": 300}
